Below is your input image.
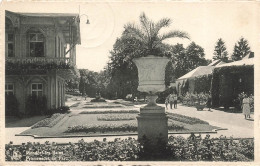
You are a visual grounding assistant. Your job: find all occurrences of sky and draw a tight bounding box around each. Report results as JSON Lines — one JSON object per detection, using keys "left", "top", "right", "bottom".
{"left": 2, "top": 1, "right": 259, "bottom": 72}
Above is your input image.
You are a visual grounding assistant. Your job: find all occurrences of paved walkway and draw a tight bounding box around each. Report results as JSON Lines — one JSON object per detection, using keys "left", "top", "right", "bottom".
{"left": 5, "top": 99, "right": 254, "bottom": 145}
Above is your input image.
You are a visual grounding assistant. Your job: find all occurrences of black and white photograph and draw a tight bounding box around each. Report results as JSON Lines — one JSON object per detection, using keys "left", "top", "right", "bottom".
{"left": 1, "top": 0, "right": 259, "bottom": 164}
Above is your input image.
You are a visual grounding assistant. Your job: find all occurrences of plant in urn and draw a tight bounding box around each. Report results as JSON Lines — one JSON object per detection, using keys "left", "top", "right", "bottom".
{"left": 126, "top": 13, "right": 189, "bottom": 146}
{"left": 133, "top": 55, "right": 170, "bottom": 145}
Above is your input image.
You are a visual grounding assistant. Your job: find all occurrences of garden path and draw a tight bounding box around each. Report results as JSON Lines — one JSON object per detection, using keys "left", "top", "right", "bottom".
{"left": 5, "top": 97, "right": 254, "bottom": 145}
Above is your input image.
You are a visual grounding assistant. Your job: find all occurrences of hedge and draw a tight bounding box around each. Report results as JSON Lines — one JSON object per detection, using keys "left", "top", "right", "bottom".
{"left": 5, "top": 134, "right": 254, "bottom": 161}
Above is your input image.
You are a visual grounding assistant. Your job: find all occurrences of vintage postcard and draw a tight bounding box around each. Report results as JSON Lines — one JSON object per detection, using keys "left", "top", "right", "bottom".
{"left": 0, "top": 0, "right": 259, "bottom": 165}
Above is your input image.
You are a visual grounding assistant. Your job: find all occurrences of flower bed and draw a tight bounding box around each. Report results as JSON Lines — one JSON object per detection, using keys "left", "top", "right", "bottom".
{"left": 167, "top": 112, "right": 209, "bottom": 125}
{"left": 182, "top": 92, "right": 209, "bottom": 107}
{"left": 31, "top": 113, "right": 65, "bottom": 129}
{"left": 66, "top": 122, "right": 183, "bottom": 134}
{"left": 5, "top": 135, "right": 253, "bottom": 161}
{"left": 83, "top": 105, "right": 123, "bottom": 109}
{"left": 79, "top": 109, "right": 139, "bottom": 114}
{"left": 97, "top": 114, "right": 136, "bottom": 121}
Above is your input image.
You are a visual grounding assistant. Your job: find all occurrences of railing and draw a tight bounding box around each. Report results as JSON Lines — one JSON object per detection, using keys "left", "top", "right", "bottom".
{"left": 6, "top": 57, "right": 75, "bottom": 66}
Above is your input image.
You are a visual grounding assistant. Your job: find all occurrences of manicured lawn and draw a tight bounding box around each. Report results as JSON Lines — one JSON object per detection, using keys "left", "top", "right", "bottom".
{"left": 19, "top": 112, "right": 221, "bottom": 137}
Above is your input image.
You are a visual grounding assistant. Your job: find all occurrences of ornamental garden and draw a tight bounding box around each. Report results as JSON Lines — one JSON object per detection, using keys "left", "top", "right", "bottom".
{"left": 5, "top": 11, "right": 254, "bottom": 162}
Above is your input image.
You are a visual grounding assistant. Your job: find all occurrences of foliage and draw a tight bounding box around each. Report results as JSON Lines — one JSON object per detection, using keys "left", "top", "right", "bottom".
{"left": 25, "top": 95, "right": 47, "bottom": 116}
{"left": 156, "top": 87, "right": 175, "bottom": 104}
{"left": 67, "top": 123, "right": 137, "bottom": 133}
{"left": 185, "top": 42, "right": 208, "bottom": 69}
{"left": 66, "top": 122, "right": 183, "bottom": 134}
{"left": 46, "top": 106, "right": 70, "bottom": 115}
{"left": 5, "top": 94, "right": 19, "bottom": 116}
{"left": 182, "top": 92, "right": 209, "bottom": 106}
{"left": 123, "top": 12, "right": 189, "bottom": 55}
{"left": 213, "top": 38, "right": 228, "bottom": 62}
{"left": 79, "top": 109, "right": 139, "bottom": 114}
{"left": 97, "top": 114, "right": 136, "bottom": 121}
{"left": 211, "top": 65, "right": 254, "bottom": 108}
{"left": 31, "top": 113, "right": 65, "bottom": 129}
{"left": 65, "top": 89, "right": 81, "bottom": 96}
{"left": 5, "top": 135, "right": 253, "bottom": 161}
{"left": 90, "top": 98, "right": 106, "bottom": 102}
{"left": 194, "top": 75, "right": 212, "bottom": 94}
{"left": 172, "top": 43, "right": 209, "bottom": 79}
{"left": 231, "top": 37, "right": 251, "bottom": 61}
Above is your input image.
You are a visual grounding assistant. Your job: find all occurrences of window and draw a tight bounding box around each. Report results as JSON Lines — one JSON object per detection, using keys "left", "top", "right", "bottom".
{"left": 5, "top": 18, "right": 15, "bottom": 57}
{"left": 5, "top": 83, "right": 14, "bottom": 95}
{"left": 7, "top": 33, "right": 14, "bottom": 57}
{"left": 29, "top": 33, "right": 44, "bottom": 57}
{"left": 31, "top": 83, "right": 43, "bottom": 97}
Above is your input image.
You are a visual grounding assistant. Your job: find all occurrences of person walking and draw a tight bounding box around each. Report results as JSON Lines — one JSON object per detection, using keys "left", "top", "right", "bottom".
{"left": 207, "top": 93, "right": 212, "bottom": 111}
{"left": 165, "top": 97, "right": 169, "bottom": 109}
{"left": 173, "top": 94, "right": 178, "bottom": 109}
{"left": 168, "top": 93, "right": 174, "bottom": 109}
{"left": 242, "top": 95, "right": 250, "bottom": 119}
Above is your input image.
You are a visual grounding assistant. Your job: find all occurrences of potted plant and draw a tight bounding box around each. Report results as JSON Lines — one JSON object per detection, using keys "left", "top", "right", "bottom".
{"left": 195, "top": 93, "right": 208, "bottom": 111}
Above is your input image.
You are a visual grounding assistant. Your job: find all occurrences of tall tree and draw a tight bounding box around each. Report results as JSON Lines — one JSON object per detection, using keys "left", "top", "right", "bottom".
{"left": 213, "top": 38, "right": 228, "bottom": 62}
{"left": 185, "top": 42, "right": 208, "bottom": 69}
{"left": 231, "top": 37, "right": 251, "bottom": 61}
{"left": 172, "top": 42, "right": 208, "bottom": 79}
{"left": 123, "top": 12, "right": 190, "bottom": 55}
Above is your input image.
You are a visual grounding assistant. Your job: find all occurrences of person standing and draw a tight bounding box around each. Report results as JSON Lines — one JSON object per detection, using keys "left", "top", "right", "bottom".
{"left": 173, "top": 94, "right": 178, "bottom": 109}
{"left": 242, "top": 95, "right": 250, "bottom": 119}
{"left": 168, "top": 93, "right": 174, "bottom": 109}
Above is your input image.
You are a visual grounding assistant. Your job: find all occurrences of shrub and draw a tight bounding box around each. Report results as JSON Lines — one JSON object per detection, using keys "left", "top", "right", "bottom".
{"left": 90, "top": 98, "right": 106, "bottom": 102}
{"left": 182, "top": 92, "right": 209, "bottom": 106}
{"left": 5, "top": 94, "right": 19, "bottom": 116}
{"left": 79, "top": 109, "right": 139, "bottom": 114}
{"left": 5, "top": 135, "right": 254, "bottom": 161}
{"left": 97, "top": 114, "right": 136, "bottom": 121}
{"left": 66, "top": 122, "right": 184, "bottom": 134}
{"left": 31, "top": 113, "right": 65, "bottom": 129}
{"left": 46, "top": 106, "right": 70, "bottom": 115}
{"left": 25, "top": 95, "right": 47, "bottom": 116}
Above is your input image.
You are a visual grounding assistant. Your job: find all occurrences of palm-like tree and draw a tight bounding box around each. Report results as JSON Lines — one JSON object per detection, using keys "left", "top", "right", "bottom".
{"left": 123, "top": 12, "right": 190, "bottom": 55}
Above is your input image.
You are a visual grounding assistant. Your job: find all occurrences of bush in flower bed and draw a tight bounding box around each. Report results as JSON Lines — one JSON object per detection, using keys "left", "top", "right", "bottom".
{"left": 31, "top": 113, "right": 65, "bottom": 129}
{"left": 79, "top": 109, "right": 139, "bottom": 114}
{"left": 167, "top": 112, "right": 209, "bottom": 125}
{"left": 67, "top": 123, "right": 137, "bottom": 133}
{"left": 66, "top": 122, "right": 183, "bottom": 134}
{"left": 46, "top": 106, "right": 70, "bottom": 115}
{"left": 182, "top": 92, "right": 209, "bottom": 107}
{"left": 5, "top": 134, "right": 253, "bottom": 161}
{"left": 97, "top": 114, "right": 136, "bottom": 121}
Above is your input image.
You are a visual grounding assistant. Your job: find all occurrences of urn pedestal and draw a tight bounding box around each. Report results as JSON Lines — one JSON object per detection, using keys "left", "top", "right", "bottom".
{"left": 137, "top": 98, "right": 168, "bottom": 145}
{"left": 133, "top": 55, "right": 170, "bottom": 145}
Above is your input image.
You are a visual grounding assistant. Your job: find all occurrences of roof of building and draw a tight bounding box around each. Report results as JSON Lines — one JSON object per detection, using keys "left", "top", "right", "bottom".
{"left": 215, "top": 58, "right": 254, "bottom": 68}
{"left": 177, "top": 66, "right": 215, "bottom": 80}
{"left": 18, "top": 12, "right": 78, "bottom": 17}
{"left": 6, "top": 10, "right": 81, "bottom": 44}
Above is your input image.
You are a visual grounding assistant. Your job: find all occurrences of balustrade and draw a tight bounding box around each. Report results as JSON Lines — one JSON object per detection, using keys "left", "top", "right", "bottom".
{"left": 6, "top": 57, "right": 75, "bottom": 66}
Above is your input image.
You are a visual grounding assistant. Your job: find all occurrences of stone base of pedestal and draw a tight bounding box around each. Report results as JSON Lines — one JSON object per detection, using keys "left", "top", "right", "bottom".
{"left": 137, "top": 105, "right": 168, "bottom": 145}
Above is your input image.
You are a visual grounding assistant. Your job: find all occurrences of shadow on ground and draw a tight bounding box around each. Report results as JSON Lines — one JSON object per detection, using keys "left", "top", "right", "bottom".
{"left": 5, "top": 116, "right": 47, "bottom": 128}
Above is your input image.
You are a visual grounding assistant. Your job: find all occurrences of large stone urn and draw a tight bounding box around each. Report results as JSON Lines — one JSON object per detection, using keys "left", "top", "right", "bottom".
{"left": 133, "top": 55, "right": 170, "bottom": 145}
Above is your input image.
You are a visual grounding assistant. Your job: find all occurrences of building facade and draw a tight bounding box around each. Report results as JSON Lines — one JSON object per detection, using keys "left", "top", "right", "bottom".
{"left": 5, "top": 10, "right": 81, "bottom": 115}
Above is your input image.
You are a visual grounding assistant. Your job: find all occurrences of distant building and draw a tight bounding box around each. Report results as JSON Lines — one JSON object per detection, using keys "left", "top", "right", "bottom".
{"left": 175, "top": 59, "right": 225, "bottom": 95}
{"left": 5, "top": 10, "right": 81, "bottom": 115}
{"left": 211, "top": 56, "right": 254, "bottom": 108}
